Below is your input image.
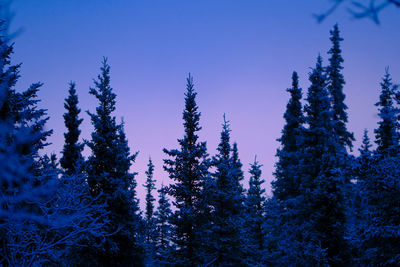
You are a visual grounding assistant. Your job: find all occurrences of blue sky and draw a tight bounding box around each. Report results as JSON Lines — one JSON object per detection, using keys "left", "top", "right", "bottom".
{"left": 10, "top": 0, "right": 400, "bottom": 205}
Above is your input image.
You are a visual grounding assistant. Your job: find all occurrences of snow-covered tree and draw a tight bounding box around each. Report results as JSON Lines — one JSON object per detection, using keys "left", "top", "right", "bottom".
{"left": 0, "top": 14, "right": 56, "bottom": 264}
{"left": 154, "top": 184, "right": 173, "bottom": 265}
{"left": 231, "top": 142, "right": 246, "bottom": 196}
{"left": 144, "top": 158, "right": 156, "bottom": 229}
{"left": 374, "top": 69, "right": 399, "bottom": 157}
{"left": 266, "top": 72, "right": 308, "bottom": 265}
{"left": 60, "top": 81, "right": 84, "bottom": 175}
{"left": 143, "top": 157, "right": 157, "bottom": 263}
{"left": 268, "top": 57, "right": 350, "bottom": 265}
{"left": 86, "top": 59, "right": 143, "bottom": 266}
{"left": 163, "top": 74, "right": 210, "bottom": 266}
{"left": 209, "top": 116, "right": 246, "bottom": 266}
{"left": 355, "top": 71, "right": 400, "bottom": 265}
{"left": 357, "top": 129, "right": 373, "bottom": 181}
{"left": 244, "top": 157, "right": 266, "bottom": 264}
{"left": 346, "top": 129, "right": 373, "bottom": 262}
{"left": 272, "top": 71, "right": 305, "bottom": 202}
{"left": 2, "top": 166, "right": 109, "bottom": 266}
{"left": 327, "top": 24, "right": 354, "bottom": 150}
{"left": 0, "top": 18, "right": 109, "bottom": 264}
{"left": 297, "top": 56, "right": 350, "bottom": 265}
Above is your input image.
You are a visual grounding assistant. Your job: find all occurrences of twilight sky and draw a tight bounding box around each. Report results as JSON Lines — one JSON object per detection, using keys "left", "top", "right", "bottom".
{"left": 10, "top": 0, "right": 400, "bottom": 206}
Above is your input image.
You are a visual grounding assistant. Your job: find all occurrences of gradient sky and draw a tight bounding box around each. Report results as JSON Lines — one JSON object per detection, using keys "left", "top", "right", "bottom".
{"left": 10, "top": 0, "right": 400, "bottom": 208}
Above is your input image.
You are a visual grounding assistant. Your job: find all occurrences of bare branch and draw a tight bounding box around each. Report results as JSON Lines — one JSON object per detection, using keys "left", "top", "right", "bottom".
{"left": 316, "top": 0, "right": 400, "bottom": 24}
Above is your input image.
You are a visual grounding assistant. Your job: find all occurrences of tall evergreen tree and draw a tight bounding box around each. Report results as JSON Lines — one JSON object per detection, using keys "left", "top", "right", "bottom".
{"left": 144, "top": 157, "right": 156, "bottom": 239}
{"left": 0, "top": 15, "right": 76, "bottom": 265}
{"left": 154, "top": 184, "right": 173, "bottom": 265}
{"left": 264, "top": 72, "right": 306, "bottom": 265}
{"left": 163, "top": 74, "right": 210, "bottom": 266}
{"left": 245, "top": 157, "right": 266, "bottom": 263}
{"left": 0, "top": 80, "right": 53, "bottom": 175}
{"left": 0, "top": 31, "right": 50, "bottom": 265}
{"left": 210, "top": 116, "right": 245, "bottom": 266}
{"left": 374, "top": 69, "right": 399, "bottom": 157}
{"left": 298, "top": 56, "right": 350, "bottom": 265}
{"left": 356, "top": 71, "right": 400, "bottom": 265}
{"left": 327, "top": 24, "right": 354, "bottom": 150}
{"left": 360, "top": 129, "right": 373, "bottom": 155}
{"left": 272, "top": 71, "right": 305, "bottom": 201}
{"left": 86, "top": 58, "right": 143, "bottom": 266}
{"left": 357, "top": 154, "right": 400, "bottom": 265}
{"left": 231, "top": 142, "right": 245, "bottom": 196}
{"left": 0, "top": 13, "right": 52, "bottom": 179}
{"left": 60, "top": 81, "right": 84, "bottom": 175}
{"left": 267, "top": 57, "right": 350, "bottom": 266}
{"left": 357, "top": 129, "right": 373, "bottom": 181}
{"left": 143, "top": 157, "right": 157, "bottom": 264}
{"left": 347, "top": 129, "right": 373, "bottom": 262}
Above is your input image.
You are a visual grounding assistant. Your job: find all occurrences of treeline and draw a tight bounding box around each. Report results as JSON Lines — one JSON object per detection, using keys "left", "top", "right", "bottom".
{"left": 0, "top": 14, "right": 399, "bottom": 267}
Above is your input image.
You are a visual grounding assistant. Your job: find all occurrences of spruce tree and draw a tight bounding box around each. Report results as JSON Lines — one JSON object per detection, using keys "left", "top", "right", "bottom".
{"left": 60, "top": 81, "right": 84, "bottom": 175}
{"left": 267, "top": 72, "right": 307, "bottom": 265}
{"left": 154, "top": 184, "right": 173, "bottom": 265}
{"left": 231, "top": 142, "right": 245, "bottom": 196}
{"left": 267, "top": 57, "right": 350, "bottom": 266}
{"left": 86, "top": 58, "right": 143, "bottom": 266}
{"left": 358, "top": 155, "right": 400, "bottom": 265}
{"left": 210, "top": 116, "right": 245, "bottom": 266}
{"left": 230, "top": 142, "right": 247, "bottom": 256}
{"left": 360, "top": 129, "right": 372, "bottom": 155}
{"left": 272, "top": 71, "right": 305, "bottom": 201}
{"left": 143, "top": 157, "right": 157, "bottom": 263}
{"left": 357, "top": 129, "right": 373, "bottom": 181}
{"left": 356, "top": 71, "right": 400, "bottom": 265}
{"left": 144, "top": 158, "right": 156, "bottom": 238}
{"left": 298, "top": 56, "right": 350, "bottom": 265}
{"left": 327, "top": 24, "right": 354, "bottom": 150}
{"left": 0, "top": 81, "right": 53, "bottom": 176}
{"left": 0, "top": 17, "right": 58, "bottom": 264}
{"left": 374, "top": 69, "right": 399, "bottom": 157}
{"left": 0, "top": 24, "right": 52, "bottom": 178}
{"left": 245, "top": 157, "right": 266, "bottom": 263}
{"left": 163, "top": 74, "right": 210, "bottom": 266}
{"left": 347, "top": 130, "right": 373, "bottom": 262}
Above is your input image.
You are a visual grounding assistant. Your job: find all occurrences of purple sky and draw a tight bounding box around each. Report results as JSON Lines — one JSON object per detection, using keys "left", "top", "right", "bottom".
{"left": 10, "top": 0, "right": 400, "bottom": 207}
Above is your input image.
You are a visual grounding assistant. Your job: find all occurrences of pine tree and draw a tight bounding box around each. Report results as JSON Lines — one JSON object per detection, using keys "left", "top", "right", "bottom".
{"left": 143, "top": 157, "right": 157, "bottom": 264}
{"left": 360, "top": 129, "right": 372, "bottom": 155}
{"left": 60, "top": 82, "right": 84, "bottom": 175}
{"left": 347, "top": 130, "right": 373, "bottom": 262}
{"left": 230, "top": 142, "right": 247, "bottom": 256}
{"left": 144, "top": 157, "right": 156, "bottom": 238}
{"left": 267, "top": 57, "right": 350, "bottom": 266}
{"left": 327, "top": 24, "right": 354, "bottom": 150}
{"left": 357, "top": 129, "right": 373, "bottom": 181}
{"left": 356, "top": 71, "right": 400, "bottom": 265}
{"left": 86, "top": 58, "right": 143, "bottom": 266}
{"left": 358, "top": 154, "right": 400, "bottom": 265}
{"left": 245, "top": 157, "right": 266, "bottom": 263}
{"left": 231, "top": 142, "right": 245, "bottom": 196}
{"left": 163, "top": 74, "right": 210, "bottom": 266}
{"left": 0, "top": 15, "right": 69, "bottom": 264}
{"left": 154, "top": 184, "right": 173, "bottom": 265}
{"left": 272, "top": 71, "right": 305, "bottom": 201}
{"left": 0, "top": 81, "right": 53, "bottom": 176}
{"left": 374, "top": 68, "right": 399, "bottom": 157}
{"left": 267, "top": 72, "right": 308, "bottom": 266}
{"left": 0, "top": 15, "right": 52, "bottom": 202}
{"left": 209, "top": 116, "right": 245, "bottom": 266}
{"left": 297, "top": 56, "right": 350, "bottom": 265}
